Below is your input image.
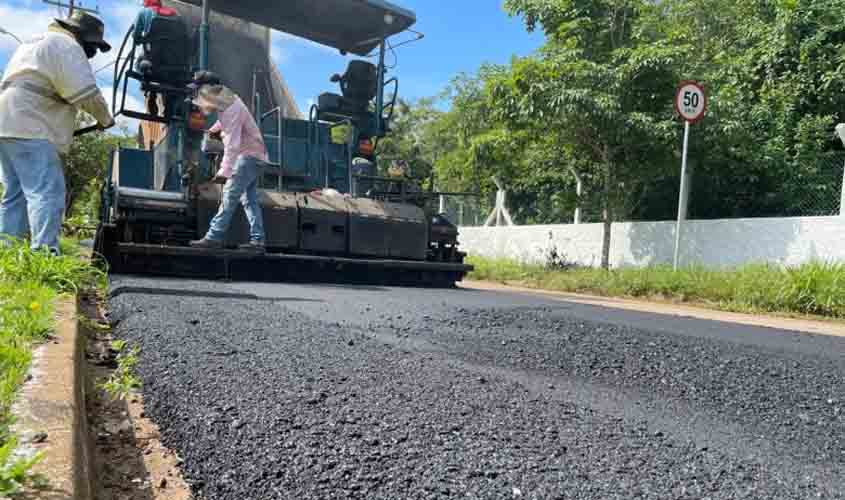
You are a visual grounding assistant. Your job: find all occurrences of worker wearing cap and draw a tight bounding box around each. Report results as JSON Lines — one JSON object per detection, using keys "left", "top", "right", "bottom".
{"left": 190, "top": 84, "right": 268, "bottom": 252}
{"left": 0, "top": 11, "right": 115, "bottom": 253}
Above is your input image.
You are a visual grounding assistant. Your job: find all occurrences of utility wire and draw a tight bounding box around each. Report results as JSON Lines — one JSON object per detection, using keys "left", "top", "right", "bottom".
{"left": 0, "top": 26, "right": 22, "bottom": 44}
{"left": 94, "top": 58, "right": 128, "bottom": 74}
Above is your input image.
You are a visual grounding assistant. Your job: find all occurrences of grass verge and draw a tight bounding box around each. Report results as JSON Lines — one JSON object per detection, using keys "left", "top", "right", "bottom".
{"left": 467, "top": 255, "right": 845, "bottom": 319}
{"left": 0, "top": 240, "right": 103, "bottom": 494}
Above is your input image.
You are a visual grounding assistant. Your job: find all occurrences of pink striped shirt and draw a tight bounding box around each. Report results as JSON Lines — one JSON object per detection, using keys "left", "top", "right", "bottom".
{"left": 209, "top": 96, "right": 268, "bottom": 178}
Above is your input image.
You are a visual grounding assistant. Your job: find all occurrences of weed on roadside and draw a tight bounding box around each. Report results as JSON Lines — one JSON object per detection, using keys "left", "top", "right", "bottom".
{"left": 100, "top": 341, "right": 142, "bottom": 401}
{"left": 0, "top": 437, "right": 47, "bottom": 497}
{"left": 79, "top": 315, "right": 111, "bottom": 332}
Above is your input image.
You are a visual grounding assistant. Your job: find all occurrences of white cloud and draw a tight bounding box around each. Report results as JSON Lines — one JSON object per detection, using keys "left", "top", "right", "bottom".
{"left": 298, "top": 97, "right": 316, "bottom": 115}
{"left": 90, "top": 2, "right": 140, "bottom": 81}
{"left": 106, "top": 1, "right": 143, "bottom": 32}
{"left": 0, "top": 1, "right": 152, "bottom": 136}
{"left": 0, "top": 4, "right": 55, "bottom": 54}
{"left": 0, "top": 0, "right": 138, "bottom": 80}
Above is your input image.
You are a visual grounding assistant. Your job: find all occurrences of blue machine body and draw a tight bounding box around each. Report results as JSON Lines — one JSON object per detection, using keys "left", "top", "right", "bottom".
{"left": 95, "top": 0, "right": 472, "bottom": 287}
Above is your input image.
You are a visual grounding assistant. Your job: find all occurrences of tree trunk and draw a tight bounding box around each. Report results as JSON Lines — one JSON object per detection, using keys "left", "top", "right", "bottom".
{"left": 65, "top": 192, "right": 76, "bottom": 218}
{"left": 601, "top": 209, "right": 612, "bottom": 270}
{"left": 600, "top": 164, "right": 613, "bottom": 270}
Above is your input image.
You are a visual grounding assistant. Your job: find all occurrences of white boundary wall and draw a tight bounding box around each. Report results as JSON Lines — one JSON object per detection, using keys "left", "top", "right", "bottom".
{"left": 458, "top": 216, "right": 845, "bottom": 268}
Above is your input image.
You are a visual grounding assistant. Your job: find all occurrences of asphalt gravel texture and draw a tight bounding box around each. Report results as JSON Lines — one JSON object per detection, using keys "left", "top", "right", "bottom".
{"left": 108, "top": 277, "right": 845, "bottom": 499}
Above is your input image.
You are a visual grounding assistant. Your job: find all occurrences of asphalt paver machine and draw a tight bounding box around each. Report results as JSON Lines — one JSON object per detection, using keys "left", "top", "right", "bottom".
{"left": 95, "top": 0, "right": 473, "bottom": 286}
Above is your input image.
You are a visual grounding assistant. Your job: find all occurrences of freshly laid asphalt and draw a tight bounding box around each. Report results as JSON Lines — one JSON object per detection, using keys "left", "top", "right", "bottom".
{"left": 108, "top": 277, "right": 845, "bottom": 499}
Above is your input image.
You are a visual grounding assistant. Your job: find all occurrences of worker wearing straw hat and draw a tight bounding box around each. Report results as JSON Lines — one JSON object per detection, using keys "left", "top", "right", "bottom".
{"left": 190, "top": 83, "right": 269, "bottom": 252}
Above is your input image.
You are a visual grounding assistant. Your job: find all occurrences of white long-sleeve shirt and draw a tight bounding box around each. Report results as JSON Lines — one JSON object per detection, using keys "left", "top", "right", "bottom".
{"left": 0, "top": 28, "right": 113, "bottom": 153}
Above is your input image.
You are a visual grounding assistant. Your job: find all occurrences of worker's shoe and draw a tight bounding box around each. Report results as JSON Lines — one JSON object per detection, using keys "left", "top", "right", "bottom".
{"left": 238, "top": 241, "right": 266, "bottom": 253}
{"left": 189, "top": 238, "right": 224, "bottom": 249}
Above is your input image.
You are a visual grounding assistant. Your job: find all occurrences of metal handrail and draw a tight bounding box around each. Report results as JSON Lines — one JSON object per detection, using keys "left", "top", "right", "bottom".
{"left": 327, "top": 118, "right": 355, "bottom": 194}
{"left": 257, "top": 105, "right": 285, "bottom": 191}
{"left": 261, "top": 106, "right": 281, "bottom": 120}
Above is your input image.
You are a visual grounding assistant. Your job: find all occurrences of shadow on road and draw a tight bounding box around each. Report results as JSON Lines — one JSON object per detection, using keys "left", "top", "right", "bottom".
{"left": 109, "top": 286, "right": 325, "bottom": 303}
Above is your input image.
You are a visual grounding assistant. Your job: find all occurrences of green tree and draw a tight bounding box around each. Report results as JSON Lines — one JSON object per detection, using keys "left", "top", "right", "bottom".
{"left": 63, "top": 121, "right": 133, "bottom": 236}
{"left": 493, "top": 0, "right": 681, "bottom": 267}
{"left": 647, "top": 0, "right": 845, "bottom": 218}
{"left": 427, "top": 70, "right": 583, "bottom": 225}
{"left": 375, "top": 0, "right": 845, "bottom": 248}
{"left": 376, "top": 97, "right": 446, "bottom": 185}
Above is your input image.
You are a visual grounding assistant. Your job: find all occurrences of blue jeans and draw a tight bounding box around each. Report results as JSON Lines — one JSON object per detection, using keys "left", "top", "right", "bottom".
{"left": 205, "top": 156, "right": 265, "bottom": 243}
{"left": 0, "top": 138, "right": 66, "bottom": 251}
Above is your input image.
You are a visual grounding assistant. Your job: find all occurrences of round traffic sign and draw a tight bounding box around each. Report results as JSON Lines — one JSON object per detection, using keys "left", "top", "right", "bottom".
{"left": 675, "top": 81, "right": 707, "bottom": 123}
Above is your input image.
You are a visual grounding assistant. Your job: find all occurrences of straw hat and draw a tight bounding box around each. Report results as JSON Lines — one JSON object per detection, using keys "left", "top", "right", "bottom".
{"left": 192, "top": 84, "right": 237, "bottom": 112}
{"left": 187, "top": 70, "right": 222, "bottom": 91}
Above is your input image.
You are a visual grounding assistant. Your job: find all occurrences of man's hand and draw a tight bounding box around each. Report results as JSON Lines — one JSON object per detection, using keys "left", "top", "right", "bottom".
{"left": 211, "top": 175, "right": 228, "bottom": 185}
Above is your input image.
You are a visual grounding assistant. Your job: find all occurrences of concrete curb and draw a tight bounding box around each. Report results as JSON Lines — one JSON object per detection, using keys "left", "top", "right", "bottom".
{"left": 14, "top": 297, "right": 93, "bottom": 499}
{"left": 462, "top": 280, "right": 845, "bottom": 337}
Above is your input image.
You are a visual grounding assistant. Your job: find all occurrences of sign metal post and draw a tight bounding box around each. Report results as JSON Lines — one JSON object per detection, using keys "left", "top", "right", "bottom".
{"left": 673, "top": 81, "right": 707, "bottom": 270}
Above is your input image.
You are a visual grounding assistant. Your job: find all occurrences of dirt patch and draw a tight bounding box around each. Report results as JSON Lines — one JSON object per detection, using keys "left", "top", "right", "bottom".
{"left": 81, "top": 295, "right": 192, "bottom": 500}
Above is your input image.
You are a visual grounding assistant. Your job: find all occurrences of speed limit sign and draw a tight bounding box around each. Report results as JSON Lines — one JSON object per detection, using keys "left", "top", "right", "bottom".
{"left": 672, "top": 80, "right": 706, "bottom": 271}
{"left": 675, "top": 81, "right": 706, "bottom": 123}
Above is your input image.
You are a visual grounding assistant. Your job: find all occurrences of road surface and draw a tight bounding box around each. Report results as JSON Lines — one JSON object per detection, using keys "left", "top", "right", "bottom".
{"left": 108, "top": 277, "right": 845, "bottom": 500}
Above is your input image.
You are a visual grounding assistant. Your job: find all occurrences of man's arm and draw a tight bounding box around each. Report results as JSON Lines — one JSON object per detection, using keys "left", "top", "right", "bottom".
{"left": 50, "top": 36, "right": 114, "bottom": 127}
{"left": 208, "top": 120, "right": 223, "bottom": 141}
{"left": 78, "top": 93, "right": 115, "bottom": 129}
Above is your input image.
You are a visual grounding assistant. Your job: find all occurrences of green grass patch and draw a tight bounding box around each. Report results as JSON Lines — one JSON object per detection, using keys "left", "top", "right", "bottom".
{"left": 0, "top": 239, "right": 102, "bottom": 492}
{"left": 0, "top": 282, "right": 55, "bottom": 439}
{"left": 0, "top": 240, "right": 103, "bottom": 294}
{"left": 99, "top": 340, "right": 142, "bottom": 401}
{"left": 467, "top": 256, "right": 845, "bottom": 319}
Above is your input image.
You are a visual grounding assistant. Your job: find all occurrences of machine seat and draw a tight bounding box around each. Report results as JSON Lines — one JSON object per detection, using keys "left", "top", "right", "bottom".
{"left": 317, "top": 92, "right": 353, "bottom": 122}
{"left": 134, "top": 11, "right": 191, "bottom": 85}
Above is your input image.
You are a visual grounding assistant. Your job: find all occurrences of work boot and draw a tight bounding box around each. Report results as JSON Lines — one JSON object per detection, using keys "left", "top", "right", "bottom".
{"left": 238, "top": 241, "right": 266, "bottom": 253}
{"left": 189, "top": 238, "right": 223, "bottom": 249}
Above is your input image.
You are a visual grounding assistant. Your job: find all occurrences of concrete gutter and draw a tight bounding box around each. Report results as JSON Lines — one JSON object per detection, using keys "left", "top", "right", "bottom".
{"left": 462, "top": 281, "right": 845, "bottom": 337}
{"left": 13, "top": 298, "right": 93, "bottom": 499}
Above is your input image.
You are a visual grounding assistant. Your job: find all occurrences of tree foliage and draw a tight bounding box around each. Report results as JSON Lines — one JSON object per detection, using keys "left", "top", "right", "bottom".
{"left": 488, "top": 0, "right": 683, "bottom": 266}
{"left": 383, "top": 0, "right": 845, "bottom": 244}
{"left": 376, "top": 98, "right": 445, "bottom": 184}
{"left": 62, "top": 122, "right": 133, "bottom": 236}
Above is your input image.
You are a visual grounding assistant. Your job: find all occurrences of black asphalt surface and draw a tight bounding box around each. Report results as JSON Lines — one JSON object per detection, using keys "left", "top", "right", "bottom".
{"left": 108, "top": 277, "right": 845, "bottom": 499}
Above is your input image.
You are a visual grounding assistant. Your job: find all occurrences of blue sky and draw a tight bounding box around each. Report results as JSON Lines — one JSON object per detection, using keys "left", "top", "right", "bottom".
{"left": 273, "top": 1, "right": 545, "bottom": 112}
{"left": 0, "top": 0, "right": 544, "bottom": 125}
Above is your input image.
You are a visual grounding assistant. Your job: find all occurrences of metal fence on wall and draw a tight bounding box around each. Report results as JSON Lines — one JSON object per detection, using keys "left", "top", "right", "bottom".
{"left": 779, "top": 153, "right": 844, "bottom": 217}
{"left": 440, "top": 195, "right": 493, "bottom": 228}
{"left": 445, "top": 154, "right": 845, "bottom": 227}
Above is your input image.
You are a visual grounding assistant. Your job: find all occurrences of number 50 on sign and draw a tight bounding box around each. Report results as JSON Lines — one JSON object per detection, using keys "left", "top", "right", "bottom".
{"left": 675, "top": 81, "right": 706, "bottom": 123}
